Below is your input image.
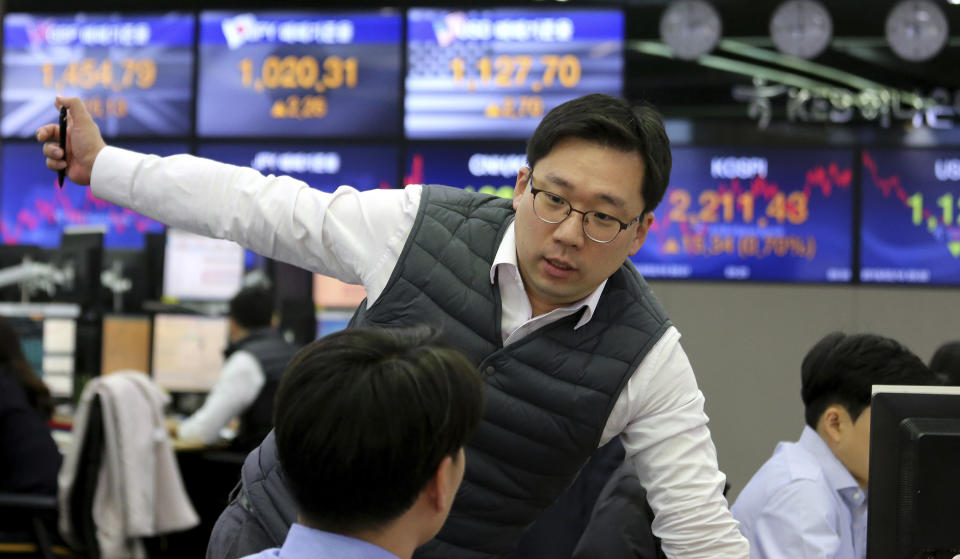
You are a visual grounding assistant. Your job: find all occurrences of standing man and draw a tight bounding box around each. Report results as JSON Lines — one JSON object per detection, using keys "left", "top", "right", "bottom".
{"left": 731, "top": 332, "right": 936, "bottom": 559}
{"left": 39, "top": 93, "right": 749, "bottom": 559}
{"left": 175, "top": 285, "right": 298, "bottom": 452}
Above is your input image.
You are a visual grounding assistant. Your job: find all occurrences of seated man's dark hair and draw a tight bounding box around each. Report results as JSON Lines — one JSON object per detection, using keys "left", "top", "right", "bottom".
{"left": 929, "top": 340, "right": 960, "bottom": 386}
{"left": 228, "top": 285, "right": 274, "bottom": 330}
{"left": 525, "top": 93, "right": 672, "bottom": 213}
{"left": 801, "top": 332, "right": 935, "bottom": 428}
{"left": 273, "top": 326, "right": 484, "bottom": 534}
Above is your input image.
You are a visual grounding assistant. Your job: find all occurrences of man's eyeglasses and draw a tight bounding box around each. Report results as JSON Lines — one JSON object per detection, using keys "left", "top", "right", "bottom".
{"left": 528, "top": 177, "right": 644, "bottom": 244}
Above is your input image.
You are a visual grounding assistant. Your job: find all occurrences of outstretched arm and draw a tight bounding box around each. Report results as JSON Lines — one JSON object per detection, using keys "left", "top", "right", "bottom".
{"left": 37, "top": 96, "right": 106, "bottom": 186}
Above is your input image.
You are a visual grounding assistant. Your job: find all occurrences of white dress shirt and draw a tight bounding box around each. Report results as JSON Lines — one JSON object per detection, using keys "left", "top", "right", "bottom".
{"left": 91, "top": 146, "right": 749, "bottom": 559}
{"left": 177, "top": 350, "right": 265, "bottom": 444}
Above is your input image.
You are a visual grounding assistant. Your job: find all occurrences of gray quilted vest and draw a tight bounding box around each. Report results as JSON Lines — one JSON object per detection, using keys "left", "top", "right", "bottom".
{"left": 350, "top": 185, "right": 672, "bottom": 559}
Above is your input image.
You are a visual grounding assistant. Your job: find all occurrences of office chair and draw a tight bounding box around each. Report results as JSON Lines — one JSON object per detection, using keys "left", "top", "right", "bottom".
{"left": 0, "top": 492, "right": 67, "bottom": 559}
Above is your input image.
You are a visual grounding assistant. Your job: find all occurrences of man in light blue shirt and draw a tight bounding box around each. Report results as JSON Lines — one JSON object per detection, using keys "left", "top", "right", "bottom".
{"left": 240, "top": 327, "right": 484, "bottom": 559}
{"left": 731, "top": 332, "right": 936, "bottom": 559}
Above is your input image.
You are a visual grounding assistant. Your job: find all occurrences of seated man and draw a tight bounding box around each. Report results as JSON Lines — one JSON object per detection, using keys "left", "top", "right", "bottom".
{"left": 176, "top": 285, "right": 298, "bottom": 451}
{"left": 929, "top": 340, "right": 960, "bottom": 386}
{"left": 241, "top": 326, "right": 484, "bottom": 559}
{"left": 731, "top": 332, "right": 936, "bottom": 559}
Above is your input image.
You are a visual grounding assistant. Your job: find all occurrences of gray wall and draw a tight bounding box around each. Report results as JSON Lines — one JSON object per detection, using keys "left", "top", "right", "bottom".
{"left": 647, "top": 281, "right": 960, "bottom": 502}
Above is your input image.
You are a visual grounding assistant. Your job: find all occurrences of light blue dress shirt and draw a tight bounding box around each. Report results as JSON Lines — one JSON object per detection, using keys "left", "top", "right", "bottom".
{"left": 240, "top": 524, "right": 402, "bottom": 559}
{"left": 731, "top": 426, "right": 868, "bottom": 559}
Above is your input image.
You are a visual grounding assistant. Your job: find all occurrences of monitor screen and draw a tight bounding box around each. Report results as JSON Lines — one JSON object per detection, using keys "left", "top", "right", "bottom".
{"left": 860, "top": 149, "right": 960, "bottom": 285}
{"left": 162, "top": 229, "right": 245, "bottom": 302}
{"left": 404, "top": 141, "right": 526, "bottom": 197}
{"left": 867, "top": 386, "right": 960, "bottom": 559}
{"left": 405, "top": 8, "right": 623, "bottom": 139}
{"left": 313, "top": 274, "right": 366, "bottom": 310}
{"left": 197, "top": 10, "right": 403, "bottom": 138}
{"left": 2, "top": 12, "right": 195, "bottom": 137}
{"left": 316, "top": 308, "right": 352, "bottom": 337}
{"left": 150, "top": 313, "right": 228, "bottom": 392}
{"left": 0, "top": 302, "right": 79, "bottom": 397}
{"left": 101, "top": 314, "right": 151, "bottom": 375}
{"left": 1, "top": 141, "right": 186, "bottom": 248}
{"left": 196, "top": 142, "right": 399, "bottom": 192}
{"left": 631, "top": 147, "right": 854, "bottom": 283}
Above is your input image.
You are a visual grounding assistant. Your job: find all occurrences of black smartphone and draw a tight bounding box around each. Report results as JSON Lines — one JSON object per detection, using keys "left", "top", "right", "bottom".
{"left": 57, "top": 106, "right": 67, "bottom": 188}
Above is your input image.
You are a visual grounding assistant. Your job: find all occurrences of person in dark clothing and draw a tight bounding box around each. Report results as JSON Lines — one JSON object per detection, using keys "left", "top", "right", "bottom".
{"left": 175, "top": 285, "right": 298, "bottom": 452}
{"left": 0, "top": 315, "right": 61, "bottom": 496}
{"left": 929, "top": 340, "right": 960, "bottom": 386}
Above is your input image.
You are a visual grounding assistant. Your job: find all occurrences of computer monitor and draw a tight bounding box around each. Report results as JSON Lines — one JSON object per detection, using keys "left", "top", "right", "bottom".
{"left": 162, "top": 229, "right": 245, "bottom": 302}
{"left": 150, "top": 313, "right": 229, "bottom": 392}
{"left": 57, "top": 229, "right": 104, "bottom": 309}
{"left": 101, "top": 315, "right": 152, "bottom": 375}
{"left": 867, "top": 385, "right": 960, "bottom": 559}
{"left": 0, "top": 302, "right": 79, "bottom": 398}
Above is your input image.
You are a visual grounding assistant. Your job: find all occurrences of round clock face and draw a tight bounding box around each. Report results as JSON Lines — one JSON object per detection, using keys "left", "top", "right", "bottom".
{"left": 659, "top": 0, "right": 723, "bottom": 61}
{"left": 885, "top": 0, "right": 949, "bottom": 62}
{"left": 769, "top": 0, "right": 833, "bottom": 59}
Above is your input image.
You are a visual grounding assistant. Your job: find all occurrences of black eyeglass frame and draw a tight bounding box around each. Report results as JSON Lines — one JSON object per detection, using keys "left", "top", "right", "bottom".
{"left": 527, "top": 177, "right": 646, "bottom": 244}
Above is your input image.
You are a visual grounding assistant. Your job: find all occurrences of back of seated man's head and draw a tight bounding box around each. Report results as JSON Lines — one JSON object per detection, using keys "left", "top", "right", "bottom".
{"left": 799, "top": 332, "right": 935, "bottom": 488}
{"left": 929, "top": 340, "right": 960, "bottom": 386}
{"left": 273, "top": 326, "right": 484, "bottom": 545}
{"left": 228, "top": 285, "right": 274, "bottom": 331}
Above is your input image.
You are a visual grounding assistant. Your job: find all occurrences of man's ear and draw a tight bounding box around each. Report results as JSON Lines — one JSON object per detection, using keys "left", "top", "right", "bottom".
{"left": 818, "top": 404, "right": 846, "bottom": 443}
{"left": 513, "top": 167, "right": 531, "bottom": 211}
{"left": 423, "top": 455, "right": 455, "bottom": 512}
{"left": 627, "top": 212, "right": 655, "bottom": 256}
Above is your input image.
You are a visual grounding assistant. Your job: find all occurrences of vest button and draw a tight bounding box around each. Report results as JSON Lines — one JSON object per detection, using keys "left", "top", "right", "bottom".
{"left": 485, "top": 366, "right": 495, "bottom": 376}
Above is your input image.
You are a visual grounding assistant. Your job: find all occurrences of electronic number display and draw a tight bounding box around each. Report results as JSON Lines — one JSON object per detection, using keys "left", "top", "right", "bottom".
{"left": 632, "top": 147, "right": 854, "bottom": 283}
{"left": 860, "top": 149, "right": 960, "bottom": 285}
{"left": 405, "top": 8, "right": 623, "bottom": 139}
{"left": 197, "top": 142, "right": 399, "bottom": 192}
{"left": 2, "top": 12, "right": 194, "bottom": 138}
{"left": 404, "top": 142, "right": 527, "bottom": 197}
{"left": 197, "top": 10, "right": 402, "bottom": 138}
{"left": 1, "top": 141, "right": 186, "bottom": 248}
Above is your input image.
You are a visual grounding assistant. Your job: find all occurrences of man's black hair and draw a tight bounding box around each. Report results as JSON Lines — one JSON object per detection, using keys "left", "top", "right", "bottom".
{"left": 929, "top": 340, "right": 960, "bottom": 386}
{"left": 801, "top": 332, "right": 935, "bottom": 428}
{"left": 228, "top": 285, "right": 274, "bottom": 330}
{"left": 273, "top": 326, "right": 484, "bottom": 534}
{"left": 526, "top": 93, "right": 672, "bottom": 213}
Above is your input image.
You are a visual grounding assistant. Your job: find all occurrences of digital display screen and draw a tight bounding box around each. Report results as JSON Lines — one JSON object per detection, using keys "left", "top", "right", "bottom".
{"left": 1, "top": 141, "right": 186, "bottom": 248}
{"left": 860, "top": 149, "right": 960, "bottom": 284}
{"left": 197, "top": 142, "right": 398, "bottom": 192}
{"left": 406, "top": 8, "right": 623, "bottom": 139}
{"left": 197, "top": 10, "right": 402, "bottom": 138}
{"left": 632, "top": 147, "right": 854, "bottom": 283}
{"left": 151, "top": 313, "right": 228, "bottom": 392}
{"left": 2, "top": 12, "right": 195, "bottom": 138}
{"left": 404, "top": 142, "right": 526, "bottom": 197}
{"left": 162, "top": 228, "right": 245, "bottom": 302}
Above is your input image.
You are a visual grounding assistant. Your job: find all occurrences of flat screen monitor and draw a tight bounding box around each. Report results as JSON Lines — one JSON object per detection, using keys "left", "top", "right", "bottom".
{"left": 2, "top": 12, "right": 195, "bottom": 138}
{"left": 150, "top": 313, "right": 228, "bottom": 392}
{"left": 631, "top": 147, "right": 854, "bottom": 283}
{"left": 867, "top": 385, "right": 960, "bottom": 559}
{"left": 101, "top": 314, "right": 151, "bottom": 375}
{"left": 316, "top": 309, "right": 352, "bottom": 337}
{"left": 313, "top": 274, "right": 365, "bottom": 310}
{"left": 197, "top": 10, "right": 402, "bottom": 138}
{"left": 162, "top": 228, "right": 245, "bottom": 302}
{"left": 405, "top": 8, "right": 623, "bottom": 139}
{"left": 404, "top": 141, "right": 526, "bottom": 198}
{"left": 0, "top": 302, "right": 79, "bottom": 397}
{"left": 196, "top": 142, "right": 399, "bottom": 193}
{"left": 0, "top": 141, "right": 186, "bottom": 248}
{"left": 860, "top": 149, "right": 960, "bottom": 284}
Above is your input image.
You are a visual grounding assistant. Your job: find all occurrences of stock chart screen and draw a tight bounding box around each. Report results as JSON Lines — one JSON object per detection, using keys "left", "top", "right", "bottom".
{"left": 2, "top": 12, "right": 194, "bottom": 138}
{"left": 197, "top": 142, "right": 399, "bottom": 192}
{"left": 404, "top": 142, "right": 527, "bottom": 197}
{"left": 1, "top": 141, "right": 186, "bottom": 248}
{"left": 197, "top": 10, "right": 402, "bottom": 138}
{"left": 860, "top": 149, "right": 960, "bottom": 284}
{"left": 405, "top": 8, "right": 623, "bottom": 139}
{"left": 632, "top": 147, "right": 854, "bottom": 283}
